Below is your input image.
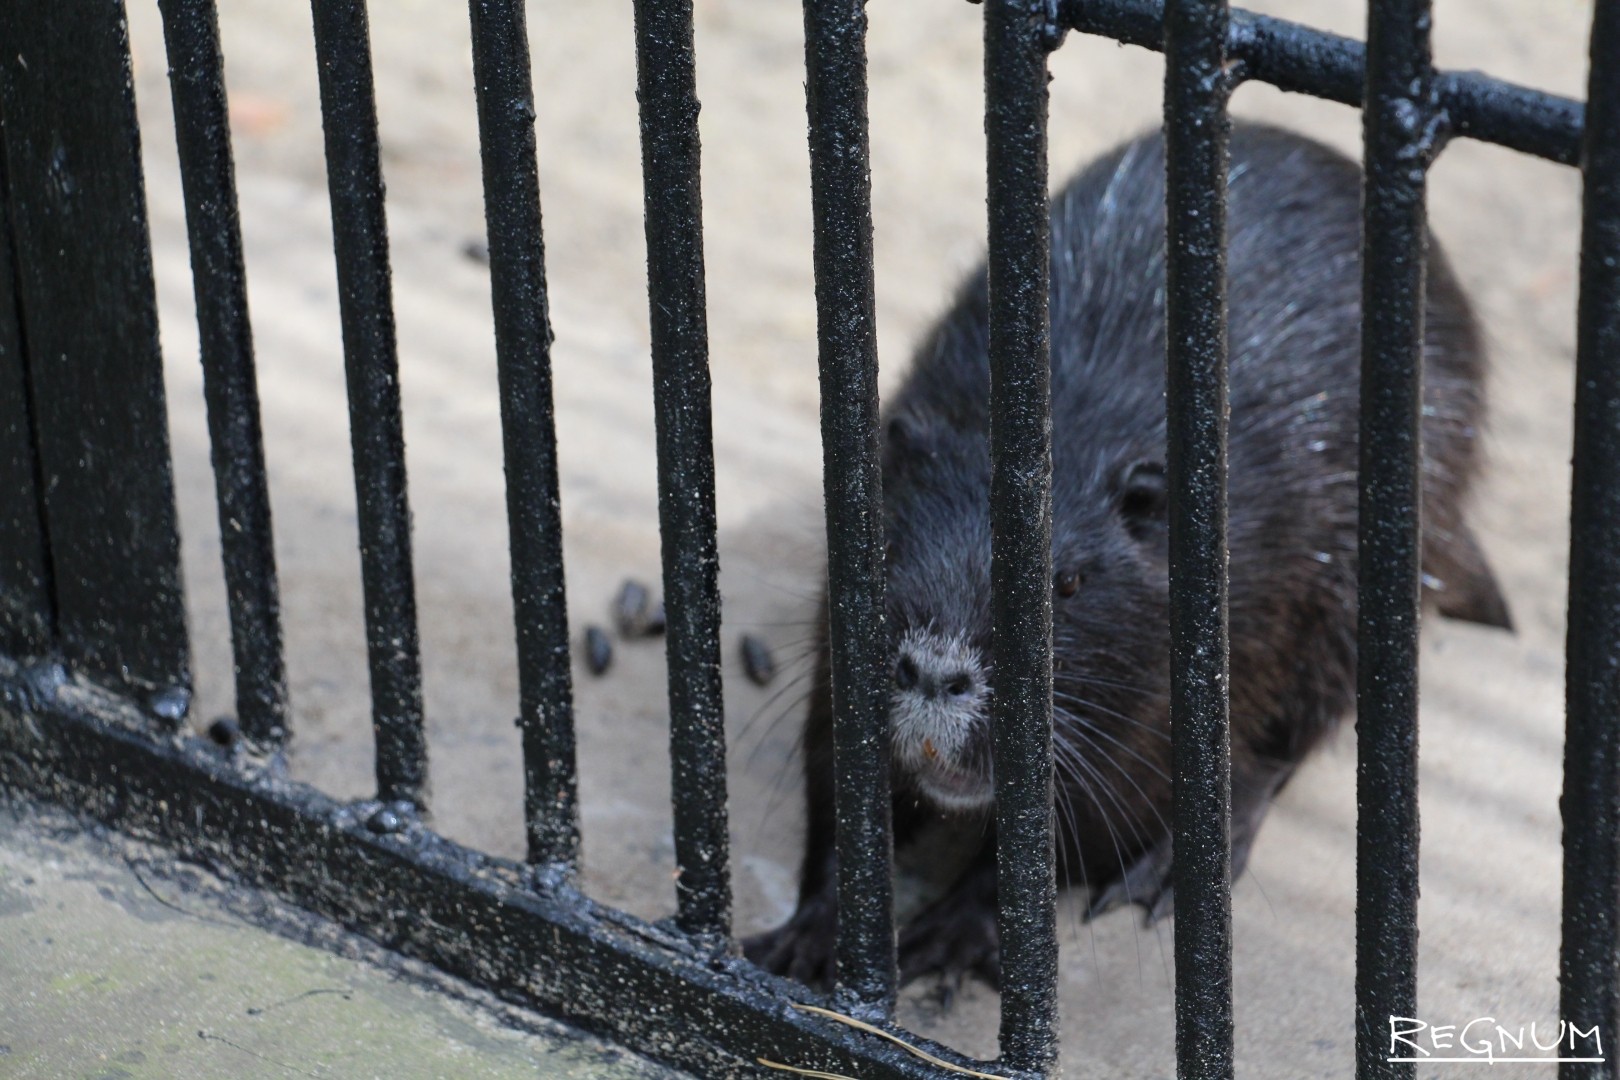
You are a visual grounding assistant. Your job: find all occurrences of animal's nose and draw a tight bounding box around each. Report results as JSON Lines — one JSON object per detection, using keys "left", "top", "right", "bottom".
{"left": 895, "top": 649, "right": 976, "bottom": 700}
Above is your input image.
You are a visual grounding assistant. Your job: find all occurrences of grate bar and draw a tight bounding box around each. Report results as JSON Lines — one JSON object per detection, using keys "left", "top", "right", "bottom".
{"left": 630, "top": 0, "right": 732, "bottom": 940}
{"left": 0, "top": 0, "right": 191, "bottom": 709}
{"left": 801, "top": 0, "right": 897, "bottom": 1014}
{"left": 984, "top": 1, "right": 1060, "bottom": 1072}
{"left": 1355, "top": 0, "right": 1433, "bottom": 1076}
{"left": 309, "top": 0, "right": 428, "bottom": 809}
{"left": 1162, "top": 0, "right": 1235, "bottom": 1076}
{"left": 468, "top": 0, "right": 581, "bottom": 874}
{"left": 158, "top": 0, "right": 291, "bottom": 749}
{"left": 0, "top": 150, "right": 52, "bottom": 660}
{"left": 1058, "top": 0, "right": 1583, "bottom": 166}
{"left": 1559, "top": 1, "right": 1620, "bottom": 1076}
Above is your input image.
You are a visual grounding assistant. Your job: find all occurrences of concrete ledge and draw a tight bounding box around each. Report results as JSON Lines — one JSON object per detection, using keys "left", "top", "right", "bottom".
{"left": 0, "top": 801, "right": 683, "bottom": 1080}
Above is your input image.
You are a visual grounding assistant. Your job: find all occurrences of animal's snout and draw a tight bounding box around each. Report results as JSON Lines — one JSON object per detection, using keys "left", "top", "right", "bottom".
{"left": 895, "top": 644, "right": 979, "bottom": 700}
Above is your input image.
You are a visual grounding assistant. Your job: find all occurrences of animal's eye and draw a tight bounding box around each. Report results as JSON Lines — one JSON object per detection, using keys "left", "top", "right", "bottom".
{"left": 1055, "top": 569, "right": 1082, "bottom": 598}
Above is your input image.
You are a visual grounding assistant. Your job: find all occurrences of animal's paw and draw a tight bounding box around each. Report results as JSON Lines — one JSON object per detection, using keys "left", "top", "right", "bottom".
{"left": 1084, "top": 838, "right": 1175, "bottom": 925}
{"left": 898, "top": 887, "right": 1001, "bottom": 1003}
{"left": 743, "top": 893, "right": 836, "bottom": 987}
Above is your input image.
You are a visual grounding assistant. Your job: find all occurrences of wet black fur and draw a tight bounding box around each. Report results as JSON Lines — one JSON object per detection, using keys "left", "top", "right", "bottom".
{"left": 744, "top": 123, "right": 1511, "bottom": 990}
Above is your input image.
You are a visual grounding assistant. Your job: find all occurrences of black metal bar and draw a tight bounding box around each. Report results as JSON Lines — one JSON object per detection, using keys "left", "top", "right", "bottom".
{"left": 0, "top": 151, "right": 52, "bottom": 660}
{"left": 0, "top": 676, "right": 988, "bottom": 1080}
{"left": 468, "top": 0, "right": 581, "bottom": 875}
{"left": 801, "top": 0, "right": 896, "bottom": 1014}
{"left": 0, "top": 1, "right": 191, "bottom": 711}
{"left": 630, "top": 0, "right": 731, "bottom": 939}
{"left": 309, "top": 0, "right": 428, "bottom": 808}
{"left": 1559, "top": 2, "right": 1620, "bottom": 1077}
{"left": 1058, "top": 0, "right": 1584, "bottom": 166}
{"left": 158, "top": 0, "right": 290, "bottom": 749}
{"left": 984, "top": 1, "right": 1059, "bottom": 1072}
{"left": 1356, "top": 0, "right": 1434, "bottom": 1076}
{"left": 1162, "top": 0, "right": 1234, "bottom": 1076}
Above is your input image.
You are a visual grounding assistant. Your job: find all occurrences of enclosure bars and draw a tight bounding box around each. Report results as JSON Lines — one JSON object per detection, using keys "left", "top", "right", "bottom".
{"left": 630, "top": 0, "right": 732, "bottom": 939}
{"left": 1560, "top": 3, "right": 1620, "bottom": 1078}
{"left": 157, "top": 0, "right": 290, "bottom": 749}
{"left": 1056, "top": 0, "right": 1583, "bottom": 167}
{"left": 1356, "top": 1, "right": 1434, "bottom": 1076}
{"left": 467, "top": 0, "right": 581, "bottom": 872}
{"left": 983, "top": 2, "right": 1061, "bottom": 1073}
{"left": 0, "top": 2, "right": 191, "bottom": 705}
{"left": 1162, "top": 0, "right": 1235, "bottom": 1076}
{"left": 801, "top": 0, "right": 898, "bottom": 1013}
{"left": 308, "top": 0, "right": 428, "bottom": 809}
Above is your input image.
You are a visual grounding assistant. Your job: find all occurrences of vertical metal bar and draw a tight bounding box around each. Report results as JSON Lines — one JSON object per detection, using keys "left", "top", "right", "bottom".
{"left": 984, "top": 1, "right": 1058, "bottom": 1072}
{"left": 309, "top": 0, "right": 427, "bottom": 808}
{"left": 1357, "top": 0, "right": 1434, "bottom": 1075}
{"left": 1560, "top": 2, "right": 1620, "bottom": 1076}
{"left": 1163, "top": 0, "right": 1234, "bottom": 1076}
{"left": 802, "top": 0, "right": 895, "bottom": 1012}
{"left": 467, "top": 0, "right": 581, "bottom": 874}
{"left": 630, "top": 0, "right": 731, "bottom": 939}
{"left": 0, "top": 150, "right": 52, "bottom": 660}
{"left": 158, "top": 0, "right": 290, "bottom": 748}
{"left": 0, "top": 1, "right": 191, "bottom": 710}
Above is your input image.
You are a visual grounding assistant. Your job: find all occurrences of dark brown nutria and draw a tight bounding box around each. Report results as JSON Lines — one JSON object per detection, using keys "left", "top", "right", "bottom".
{"left": 744, "top": 122, "right": 1512, "bottom": 989}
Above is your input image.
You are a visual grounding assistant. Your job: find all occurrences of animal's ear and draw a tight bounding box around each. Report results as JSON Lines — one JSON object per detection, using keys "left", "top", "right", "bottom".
{"left": 1115, "top": 459, "right": 1167, "bottom": 523}
{"left": 886, "top": 414, "right": 914, "bottom": 454}
{"left": 883, "top": 413, "right": 933, "bottom": 470}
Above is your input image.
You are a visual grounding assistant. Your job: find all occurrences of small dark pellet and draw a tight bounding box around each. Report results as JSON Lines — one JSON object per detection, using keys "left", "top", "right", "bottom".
{"left": 460, "top": 238, "right": 490, "bottom": 265}
{"left": 585, "top": 625, "right": 614, "bottom": 675}
{"left": 206, "top": 716, "right": 239, "bottom": 748}
{"left": 613, "top": 578, "right": 653, "bottom": 637}
{"left": 740, "top": 634, "right": 776, "bottom": 687}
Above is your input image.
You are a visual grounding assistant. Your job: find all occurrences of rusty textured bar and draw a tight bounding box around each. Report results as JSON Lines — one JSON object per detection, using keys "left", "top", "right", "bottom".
{"left": 1162, "top": 0, "right": 1235, "bottom": 1075}
{"left": 802, "top": 0, "right": 896, "bottom": 1011}
{"left": 1355, "top": 0, "right": 1434, "bottom": 1075}
{"left": 984, "top": 0, "right": 1059, "bottom": 1072}
{"left": 309, "top": 0, "right": 428, "bottom": 808}
{"left": 159, "top": 0, "right": 290, "bottom": 748}
{"left": 631, "top": 0, "right": 731, "bottom": 939}
{"left": 468, "top": 0, "right": 581, "bottom": 874}
{"left": 1559, "top": 1, "right": 1620, "bottom": 1076}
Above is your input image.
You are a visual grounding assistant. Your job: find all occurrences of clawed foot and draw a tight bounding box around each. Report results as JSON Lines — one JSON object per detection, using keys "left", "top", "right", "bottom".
{"left": 898, "top": 878, "right": 1000, "bottom": 1003}
{"left": 1084, "top": 837, "right": 1175, "bottom": 925}
{"left": 1083, "top": 762, "right": 1288, "bottom": 925}
{"left": 743, "top": 892, "right": 837, "bottom": 987}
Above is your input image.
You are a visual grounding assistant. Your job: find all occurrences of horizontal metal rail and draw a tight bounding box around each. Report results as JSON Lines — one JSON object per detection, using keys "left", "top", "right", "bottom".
{"left": 1059, "top": 0, "right": 1584, "bottom": 165}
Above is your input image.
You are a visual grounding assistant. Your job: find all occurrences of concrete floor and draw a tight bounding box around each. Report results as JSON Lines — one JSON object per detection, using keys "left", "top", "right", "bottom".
{"left": 0, "top": 801, "right": 683, "bottom": 1080}
{"left": 11, "top": 0, "right": 1596, "bottom": 1076}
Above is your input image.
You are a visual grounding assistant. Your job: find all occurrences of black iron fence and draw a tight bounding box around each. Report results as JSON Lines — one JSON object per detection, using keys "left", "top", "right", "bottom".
{"left": 0, "top": 0, "right": 1612, "bottom": 1078}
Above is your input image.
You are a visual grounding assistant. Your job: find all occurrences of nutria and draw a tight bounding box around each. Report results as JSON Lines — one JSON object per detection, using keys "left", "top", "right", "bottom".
{"left": 744, "top": 122, "right": 1512, "bottom": 989}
